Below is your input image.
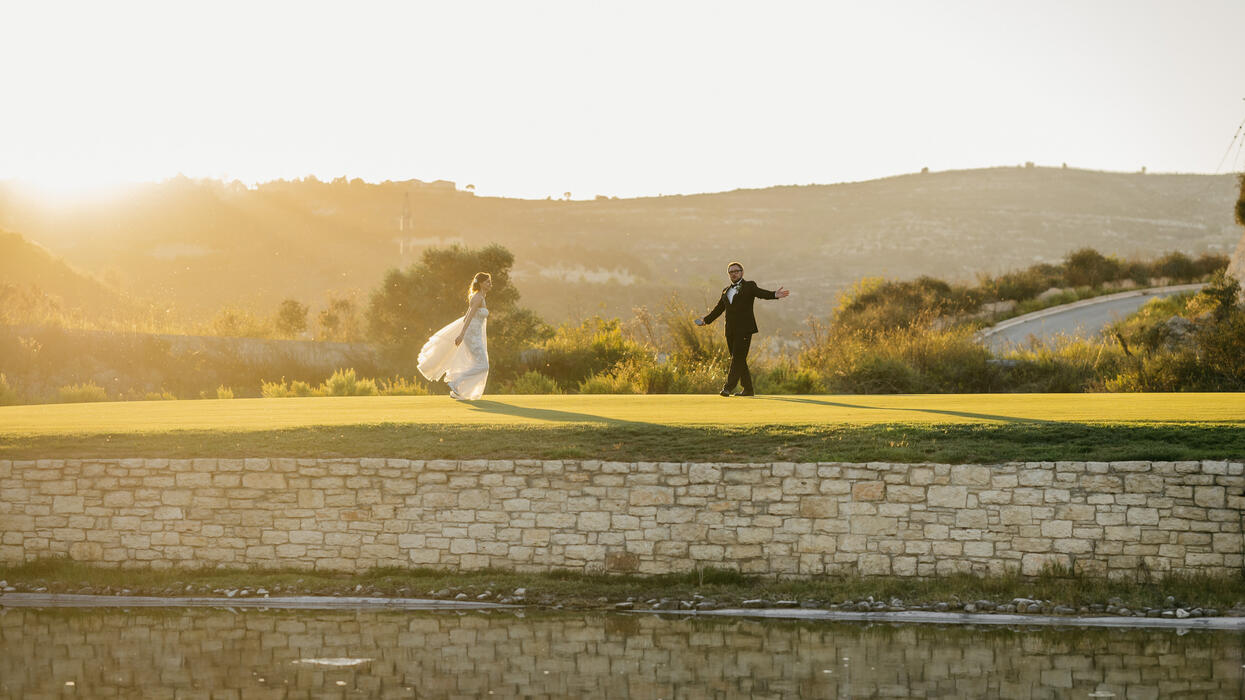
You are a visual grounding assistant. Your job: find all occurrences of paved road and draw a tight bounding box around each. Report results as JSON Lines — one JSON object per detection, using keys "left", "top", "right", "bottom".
{"left": 978, "top": 284, "right": 1205, "bottom": 352}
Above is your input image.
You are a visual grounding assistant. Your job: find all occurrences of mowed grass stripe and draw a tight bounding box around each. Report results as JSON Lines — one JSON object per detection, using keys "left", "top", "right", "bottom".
{"left": 1, "top": 393, "right": 1242, "bottom": 436}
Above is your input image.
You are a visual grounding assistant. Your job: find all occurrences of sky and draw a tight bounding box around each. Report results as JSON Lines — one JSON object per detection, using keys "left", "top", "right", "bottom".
{"left": 2, "top": 0, "right": 1243, "bottom": 200}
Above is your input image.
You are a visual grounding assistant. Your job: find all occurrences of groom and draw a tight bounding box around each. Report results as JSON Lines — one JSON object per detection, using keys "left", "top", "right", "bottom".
{"left": 695, "top": 261, "right": 789, "bottom": 396}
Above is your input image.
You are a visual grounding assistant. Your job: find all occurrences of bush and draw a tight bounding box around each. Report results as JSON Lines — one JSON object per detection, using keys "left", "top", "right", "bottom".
{"left": 58, "top": 382, "right": 108, "bottom": 403}
{"left": 1000, "top": 336, "right": 1125, "bottom": 392}
{"left": 143, "top": 390, "right": 178, "bottom": 400}
{"left": 755, "top": 362, "right": 823, "bottom": 394}
{"left": 320, "top": 368, "right": 377, "bottom": 396}
{"left": 505, "top": 370, "right": 562, "bottom": 394}
{"left": 803, "top": 323, "right": 999, "bottom": 394}
{"left": 530, "top": 317, "right": 649, "bottom": 388}
{"left": 378, "top": 376, "right": 429, "bottom": 396}
{"left": 1064, "top": 248, "right": 1120, "bottom": 288}
{"left": 216, "top": 385, "right": 235, "bottom": 399}
{"left": 578, "top": 372, "right": 638, "bottom": 394}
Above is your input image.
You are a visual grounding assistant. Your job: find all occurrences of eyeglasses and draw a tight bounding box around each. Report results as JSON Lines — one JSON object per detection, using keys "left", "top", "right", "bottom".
{"left": 727, "top": 268, "right": 743, "bottom": 274}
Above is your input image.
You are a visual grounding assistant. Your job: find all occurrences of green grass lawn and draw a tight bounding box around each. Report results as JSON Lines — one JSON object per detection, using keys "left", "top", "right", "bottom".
{"left": 1, "top": 393, "right": 1242, "bottom": 462}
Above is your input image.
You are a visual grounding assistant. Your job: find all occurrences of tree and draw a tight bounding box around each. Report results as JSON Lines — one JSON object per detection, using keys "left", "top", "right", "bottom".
{"left": 366, "top": 243, "right": 547, "bottom": 377}
{"left": 1064, "top": 248, "right": 1119, "bottom": 288}
{"left": 274, "top": 299, "right": 309, "bottom": 338}
{"left": 317, "top": 294, "right": 363, "bottom": 342}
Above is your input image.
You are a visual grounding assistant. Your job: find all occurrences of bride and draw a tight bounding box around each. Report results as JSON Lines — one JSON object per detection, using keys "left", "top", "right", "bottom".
{"left": 417, "top": 272, "right": 491, "bottom": 400}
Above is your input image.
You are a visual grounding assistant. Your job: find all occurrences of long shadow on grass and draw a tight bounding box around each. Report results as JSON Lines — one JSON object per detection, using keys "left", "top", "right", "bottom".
{"left": 463, "top": 400, "right": 656, "bottom": 426}
{"left": 758, "top": 396, "right": 1052, "bottom": 424}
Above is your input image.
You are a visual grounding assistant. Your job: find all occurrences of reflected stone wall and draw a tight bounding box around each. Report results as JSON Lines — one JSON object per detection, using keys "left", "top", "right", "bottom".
{"left": 0, "top": 458, "right": 1242, "bottom": 577}
{"left": 0, "top": 609, "right": 1241, "bottom": 698}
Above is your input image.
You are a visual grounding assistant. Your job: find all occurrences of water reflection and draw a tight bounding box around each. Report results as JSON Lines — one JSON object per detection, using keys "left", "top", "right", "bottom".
{"left": 0, "top": 607, "right": 1241, "bottom": 698}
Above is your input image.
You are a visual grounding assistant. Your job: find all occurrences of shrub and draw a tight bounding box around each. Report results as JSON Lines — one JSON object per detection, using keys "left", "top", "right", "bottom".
{"left": 143, "top": 390, "right": 178, "bottom": 400}
{"left": 803, "top": 322, "right": 998, "bottom": 394}
{"left": 1000, "top": 336, "right": 1125, "bottom": 392}
{"left": 58, "top": 382, "right": 108, "bottom": 403}
{"left": 378, "top": 376, "right": 429, "bottom": 396}
{"left": 755, "top": 362, "right": 823, "bottom": 394}
{"left": 216, "top": 385, "right": 235, "bottom": 399}
{"left": 1064, "top": 248, "right": 1120, "bottom": 288}
{"left": 320, "top": 368, "right": 377, "bottom": 396}
{"left": 530, "top": 317, "right": 649, "bottom": 388}
{"left": 578, "top": 372, "right": 638, "bottom": 394}
{"left": 506, "top": 370, "right": 562, "bottom": 394}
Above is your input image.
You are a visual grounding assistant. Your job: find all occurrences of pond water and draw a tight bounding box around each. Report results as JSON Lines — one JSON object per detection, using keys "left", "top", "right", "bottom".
{"left": 1, "top": 607, "right": 1241, "bottom": 698}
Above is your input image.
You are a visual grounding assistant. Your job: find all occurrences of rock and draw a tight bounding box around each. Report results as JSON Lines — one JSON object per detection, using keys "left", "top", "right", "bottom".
{"left": 775, "top": 600, "right": 799, "bottom": 608}
{"left": 614, "top": 601, "right": 634, "bottom": 610}
{"left": 695, "top": 602, "right": 717, "bottom": 611}
{"left": 742, "top": 599, "right": 769, "bottom": 608}
{"left": 1145, "top": 609, "right": 1161, "bottom": 618}
{"left": 680, "top": 601, "right": 694, "bottom": 610}
{"left": 934, "top": 602, "right": 949, "bottom": 612}
{"left": 1161, "top": 610, "right": 1175, "bottom": 618}
{"left": 434, "top": 589, "right": 451, "bottom": 598}
{"left": 1176, "top": 609, "right": 1190, "bottom": 618}
{"left": 1116, "top": 608, "right": 1130, "bottom": 616}
{"left": 1026, "top": 604, "right": 1042, "bottom": 614}
{"left": 1164, "top": 596, "right": 1176, "bottom": 607}
{"left": 964, "top": 604, "right": 977, "bottom": 613}
{"left": 513, "top": 588, "right": 526, "bottom": 597}
{"left": 890, "top": 598, "right": 904, "bottom": 608}
{"left": 454, "top": 593, "right": 468, "bottom": 601}
{"left": 476, "top": 593, "right": 492, "bottom": 601}
{"left": 800, "top": 600, "right": 820, "bottom": 609}
{"left": 1204, "top": 609, "right": 1219, "bottom": 617}
{"left": 256, "top": 588, "right": 268, "bottom": 596}
{"left": 1053, "top": 606, "right": 1075, "bottom": 615}
{"left": 1107, "top": 597, "right": 1123, "bottom": 606}
{"left": 974, "top": 600, "right": 995, "bottom": 611}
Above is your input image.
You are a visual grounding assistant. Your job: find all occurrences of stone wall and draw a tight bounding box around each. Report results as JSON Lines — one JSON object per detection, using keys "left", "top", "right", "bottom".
{"left": 1, "top": 458, "right": 1241, "bottom": 578}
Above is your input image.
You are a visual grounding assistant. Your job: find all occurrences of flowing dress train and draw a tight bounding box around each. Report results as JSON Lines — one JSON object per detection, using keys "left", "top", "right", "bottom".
{"left": 417, "top": 307, "right": 489, "bottom": 399}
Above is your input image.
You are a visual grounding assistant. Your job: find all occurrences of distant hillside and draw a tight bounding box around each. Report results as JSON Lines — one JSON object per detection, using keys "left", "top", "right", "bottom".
{"left": 0, "top": 230, "right": 126, "bottom": 317}
{"left": 1, "top": 167, "right": 1238, "bottom": 336}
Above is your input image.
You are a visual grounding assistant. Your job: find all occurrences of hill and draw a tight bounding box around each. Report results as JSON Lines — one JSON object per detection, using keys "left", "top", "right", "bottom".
{"left": 0, "top": 167, "right": 1238, "bottom": 336}
{"left": 0, "top": 230, "right": 127, "bottom": 321}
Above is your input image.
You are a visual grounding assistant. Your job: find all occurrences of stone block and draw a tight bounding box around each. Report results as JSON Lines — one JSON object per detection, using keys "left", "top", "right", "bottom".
{"left": 241, "top": 473, "right": 286, "bottom": 490}
{"left": 955, "top": 510, "right": 988, "bottom": 529}
{"left": 799, "top": 497, "right": 838, "bottom": 518}
{"left": 859, "top": 554, "right": 891, "bottom": 575}
{"left": 1040, "top": 520, "right": 1073, "bottom": 538}
{"left": 52, "top": 496, "right": 84, "bottom": 514}
{"left": 630, "top": 486, "right": 674, "bottom": 506}
{"left": 951, "top": 465, "right": 991, "bottom": 486}
{"left": 1194, "top": 486, "right": 1226, "bottom": 508}
{"left": 927, "top": 486, "right": 967, "bottom": 508}
{"left": 852, "top": 482, "right": 885, "bottom": 501}
{"left": 1123, "top": 474, "right": 1164, "bottom": 493}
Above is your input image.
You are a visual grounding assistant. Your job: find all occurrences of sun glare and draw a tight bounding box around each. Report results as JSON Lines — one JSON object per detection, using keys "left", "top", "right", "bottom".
{"left": 10, "top": 174, "right": 146, "bottom": 205}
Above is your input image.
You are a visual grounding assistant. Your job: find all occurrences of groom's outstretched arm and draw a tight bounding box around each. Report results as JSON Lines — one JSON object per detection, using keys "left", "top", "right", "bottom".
{"left": 754, "top": 282, "right": 789, "bottom": 300}
{"left": 702, "top": 295, "right": 727, "bottom": 325}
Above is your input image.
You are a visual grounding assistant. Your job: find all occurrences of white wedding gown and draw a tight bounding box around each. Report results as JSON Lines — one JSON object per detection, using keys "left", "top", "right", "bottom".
{"left": 417, "top": 305, "right": 489, "bottom": 400}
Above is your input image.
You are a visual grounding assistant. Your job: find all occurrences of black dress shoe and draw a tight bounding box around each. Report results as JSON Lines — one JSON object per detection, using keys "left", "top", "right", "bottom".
{"left": 719, "top": 389, "right": 732, "bottom": 397}
{"left": 733, "top": 391, "right": 755, "bottom": 397}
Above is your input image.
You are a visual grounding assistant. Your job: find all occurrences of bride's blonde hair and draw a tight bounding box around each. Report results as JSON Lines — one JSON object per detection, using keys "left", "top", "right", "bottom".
{"left": 468, "top": 272, "right": 492, "bottom": 301}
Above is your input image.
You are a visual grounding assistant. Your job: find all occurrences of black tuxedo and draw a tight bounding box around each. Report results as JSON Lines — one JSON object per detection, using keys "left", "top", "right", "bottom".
{"left": 702, "top": 279, "right": 777, "bottom": 394}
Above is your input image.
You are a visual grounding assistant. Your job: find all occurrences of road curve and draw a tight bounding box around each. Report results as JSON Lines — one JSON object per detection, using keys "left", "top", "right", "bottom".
{"left": 977, "top": 284, "right": 1205, "bottom": 352}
